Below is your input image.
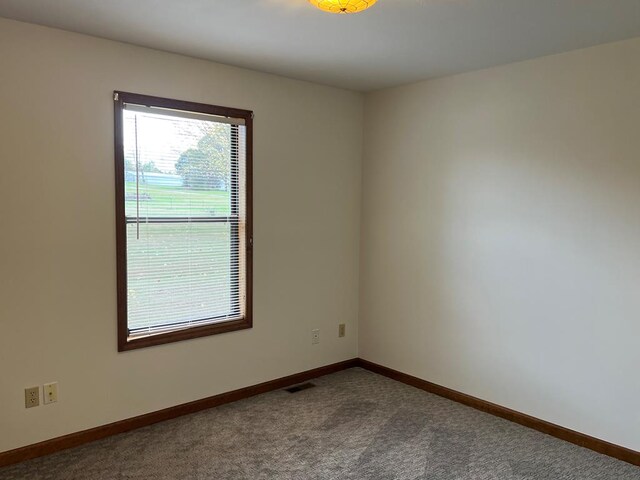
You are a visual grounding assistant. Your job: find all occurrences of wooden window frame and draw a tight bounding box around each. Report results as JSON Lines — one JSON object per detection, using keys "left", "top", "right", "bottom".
{"left": 114, "top": 91, "right": 253, "bottom": 352}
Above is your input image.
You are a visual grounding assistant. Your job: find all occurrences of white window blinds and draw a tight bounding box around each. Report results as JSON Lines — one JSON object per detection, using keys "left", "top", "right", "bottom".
{"left": 121, "top": 102, "right": 248, "bottom": 338}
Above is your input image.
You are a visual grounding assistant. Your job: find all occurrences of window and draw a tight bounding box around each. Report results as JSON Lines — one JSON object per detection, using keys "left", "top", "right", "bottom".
{"left": 114, "top": 92, "right": 252, "bottom": 351}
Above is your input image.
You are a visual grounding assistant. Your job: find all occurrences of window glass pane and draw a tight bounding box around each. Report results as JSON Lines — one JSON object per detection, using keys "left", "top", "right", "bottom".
{"left": 126, "top": 222, "right": 240, "bottom": 332}
{"left": 115, "top": 93, "right": 251, "bottom": 349}
{"left": 122, "top": 110, "right": 232, "bottom": 218}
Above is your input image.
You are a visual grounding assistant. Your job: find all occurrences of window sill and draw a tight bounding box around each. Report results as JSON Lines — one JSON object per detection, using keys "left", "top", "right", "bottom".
{"left": 118, "top": 317, "right": 252, "bottom": 352}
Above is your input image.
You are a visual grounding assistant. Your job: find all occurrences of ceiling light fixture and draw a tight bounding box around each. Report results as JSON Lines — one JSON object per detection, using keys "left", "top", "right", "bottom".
{"left": 309, "top": 0, "right": 377, "bottom": 14}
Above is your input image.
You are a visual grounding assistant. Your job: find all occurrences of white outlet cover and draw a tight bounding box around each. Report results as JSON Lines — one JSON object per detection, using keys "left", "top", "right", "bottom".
{"left": 43, "top": 382, "right": 58, "bottom": 404}
{"left": 312, "top": 329, "right": 320, "bottom": 344}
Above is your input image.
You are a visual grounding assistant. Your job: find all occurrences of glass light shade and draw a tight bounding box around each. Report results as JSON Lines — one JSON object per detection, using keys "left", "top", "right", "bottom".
{"left": 309, "top": 0, "right": 377, "bottom": 14}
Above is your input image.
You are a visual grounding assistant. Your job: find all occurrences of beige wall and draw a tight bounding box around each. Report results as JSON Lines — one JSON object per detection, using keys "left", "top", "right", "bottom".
{"left": 0, "top": 18, "right": 362, "bottom": 452}
{"left": 360, "top": 37, "right": 640, "bottom": 451}
{"left": 2, "top": 15, "right": 639, "bottom": 456}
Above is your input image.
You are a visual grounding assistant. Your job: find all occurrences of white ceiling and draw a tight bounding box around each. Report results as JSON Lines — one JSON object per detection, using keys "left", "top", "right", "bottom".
{"left": 0, "top": 0, "right": 639, "bottom": 91}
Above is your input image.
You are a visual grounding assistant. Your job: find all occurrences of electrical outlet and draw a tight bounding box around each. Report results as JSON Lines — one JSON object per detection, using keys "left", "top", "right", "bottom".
{"left": 338, "top": 324, "right": 346, "bottom": 337}
{"left": 25, "top": 386, "right": 39, "bottom": 408}
{"left": 311, "top": 329, "right": 320, "bottom": 345}
{"left": 43, "top": 382, "right": 58, "bottom": 404}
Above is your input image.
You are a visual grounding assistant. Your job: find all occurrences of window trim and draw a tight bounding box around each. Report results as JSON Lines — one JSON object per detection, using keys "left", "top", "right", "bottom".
{"left": 114, "top": 91, "right": 253, "bottom": 352}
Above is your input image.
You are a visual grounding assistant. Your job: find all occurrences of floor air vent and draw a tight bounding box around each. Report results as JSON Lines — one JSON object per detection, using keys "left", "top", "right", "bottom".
{"left": 285, "top": 382, "right": 316, "bottom": 393}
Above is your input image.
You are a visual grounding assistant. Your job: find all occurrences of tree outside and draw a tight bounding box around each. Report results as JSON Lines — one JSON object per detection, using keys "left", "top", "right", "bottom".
{"left": 175, "top": 123, "right": 231, "bottom": 190}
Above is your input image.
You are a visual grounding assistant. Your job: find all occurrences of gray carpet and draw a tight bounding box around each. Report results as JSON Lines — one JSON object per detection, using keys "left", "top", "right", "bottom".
{"left": 1, "top": 368, "right": 638, "bottom": 479}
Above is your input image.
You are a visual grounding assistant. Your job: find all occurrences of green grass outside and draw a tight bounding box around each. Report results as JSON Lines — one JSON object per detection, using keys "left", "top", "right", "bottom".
{"left": 126, "top": 222, "right": 234, "bottom": 330}
{"left": 125, "top": 181, "right": 230, "bottom": 217}
{"left": 124, "top": 181, "right": 235, "bottom": 330}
